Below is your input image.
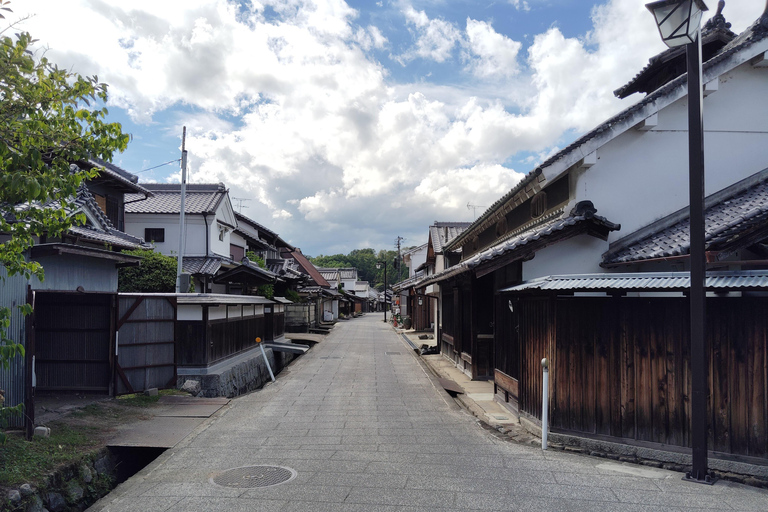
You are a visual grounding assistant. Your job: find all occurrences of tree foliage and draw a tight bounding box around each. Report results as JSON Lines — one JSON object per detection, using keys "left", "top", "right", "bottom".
{"left": 246, "top": 251, "right": 274, "bottom": 299}
{"left": 310, "top": 248, "right": 399, "bottom": 291}
{"left": 0, "top": 23, "right": 129, "bottom": 440}
{"left": 118, "top": 249, "right": 177, "bottom": 293}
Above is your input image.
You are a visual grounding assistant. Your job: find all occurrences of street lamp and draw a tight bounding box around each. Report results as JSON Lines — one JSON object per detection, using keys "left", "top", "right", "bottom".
{"left": 646, "top": 0, "right": 713, "bottom": 484}
{"left": 376, "top": 261, "right": 388, "bottom": 322}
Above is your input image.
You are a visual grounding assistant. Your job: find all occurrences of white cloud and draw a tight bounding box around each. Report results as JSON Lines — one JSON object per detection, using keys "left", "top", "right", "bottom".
{"left": 395, "top": 6, "right": 461, "bottom": 64}
{"left": 508, "top": 0, "right": 530, "bottom": 12}
{"left": 10, "top": 0, "right": 762, "bottom": 254}
{"left": 463, "top": 18, "right": 522, "bottom": 79}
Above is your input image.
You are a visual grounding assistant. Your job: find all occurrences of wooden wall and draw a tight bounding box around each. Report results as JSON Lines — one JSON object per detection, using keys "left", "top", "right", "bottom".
{"left": 516, "top": 295, "right": 768, "bottom": 460}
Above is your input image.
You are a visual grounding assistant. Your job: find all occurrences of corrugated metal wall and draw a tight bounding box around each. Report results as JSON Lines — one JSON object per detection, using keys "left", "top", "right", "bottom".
{"left": 0, "top": 266, "right": 29, "bottom": 428}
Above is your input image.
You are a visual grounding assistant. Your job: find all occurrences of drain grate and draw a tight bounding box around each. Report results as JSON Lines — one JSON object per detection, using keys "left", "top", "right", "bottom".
{"left": 319, "top": 356, "right": 342, "bottom": 360}
{"left": 386, "top": 351, "right": 401, "bottom": 355}
{"left": 211, "top": 465, "right": 296, "bottom": 488}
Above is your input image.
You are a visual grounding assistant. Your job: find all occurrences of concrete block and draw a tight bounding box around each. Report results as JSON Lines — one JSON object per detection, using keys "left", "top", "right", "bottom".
{"left": 33, "top": 426, "right": 50, "bottom": 438}
{"left": 144, "top": 388, "right": 159, "bottom": 396}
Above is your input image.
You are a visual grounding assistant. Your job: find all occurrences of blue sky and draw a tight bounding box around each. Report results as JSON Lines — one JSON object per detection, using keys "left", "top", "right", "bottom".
{"left": 13, "top": 1, "right": 760, "bottom": 256}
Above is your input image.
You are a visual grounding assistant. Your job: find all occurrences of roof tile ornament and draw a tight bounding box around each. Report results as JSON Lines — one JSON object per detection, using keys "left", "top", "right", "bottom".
{"left": 703, "top": 1, "right": 731, "bottom": 31}
{"left": 758, "top": 0, "right": 768, "bottom": 33}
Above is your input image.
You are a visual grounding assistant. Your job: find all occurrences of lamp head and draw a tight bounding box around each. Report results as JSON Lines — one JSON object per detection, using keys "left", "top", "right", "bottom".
{"left": 646, "top": 0, "right": 708, "bottom": 48}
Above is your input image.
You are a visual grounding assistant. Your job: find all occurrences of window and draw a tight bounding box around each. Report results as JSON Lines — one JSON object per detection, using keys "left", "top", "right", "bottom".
{"left": 531, "top": 191, "right": 547, "bottom": 218}
{"left": 145, "top": 228, "right": 165, "bottom": 243}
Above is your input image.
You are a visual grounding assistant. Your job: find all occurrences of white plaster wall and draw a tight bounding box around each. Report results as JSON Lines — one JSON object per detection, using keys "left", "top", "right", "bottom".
{"left": 565, "top": 62, "right": 768, "bottom": 246}
{"left": 125, "top": 213, "right": 209, "bottom": 257}
{"left": 522, "top": 235, "right": 607, "bottom": 281}
{"left": 407, "top": 246, "right": 428, "bottom": 278}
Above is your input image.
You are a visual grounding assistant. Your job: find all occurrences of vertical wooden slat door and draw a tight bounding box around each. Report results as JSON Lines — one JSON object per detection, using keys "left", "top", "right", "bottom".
{"left": 34, "top": 292, "right": 112, "bottom": 393}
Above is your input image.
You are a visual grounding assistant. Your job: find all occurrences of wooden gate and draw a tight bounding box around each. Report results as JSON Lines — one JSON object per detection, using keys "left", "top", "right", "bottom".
{"left": 34, "top": 292, "right": 113, "bottom": 393}
{"left": 115, "top": 295, "right": 177, "bottom": 395}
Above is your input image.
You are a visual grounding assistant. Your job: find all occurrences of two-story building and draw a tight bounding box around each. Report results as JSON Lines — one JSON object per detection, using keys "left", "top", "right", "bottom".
{"left": 417, "top": 9, "right": 768, "bottom": 464}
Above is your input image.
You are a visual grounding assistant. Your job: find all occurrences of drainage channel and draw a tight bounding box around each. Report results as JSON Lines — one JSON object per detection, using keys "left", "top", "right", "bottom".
{"left": 108, "top": 446, "right": 168, "bottom": 484}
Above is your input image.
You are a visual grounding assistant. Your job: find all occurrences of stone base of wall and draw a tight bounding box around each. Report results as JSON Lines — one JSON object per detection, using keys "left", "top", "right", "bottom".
{"left": 177, "top": 345, "right": 297, "bottom": 398}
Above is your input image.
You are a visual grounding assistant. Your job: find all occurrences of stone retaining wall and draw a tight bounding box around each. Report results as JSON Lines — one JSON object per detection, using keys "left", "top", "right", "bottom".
{"left": 7, "top": 450, "right": 116, "bottom": 512}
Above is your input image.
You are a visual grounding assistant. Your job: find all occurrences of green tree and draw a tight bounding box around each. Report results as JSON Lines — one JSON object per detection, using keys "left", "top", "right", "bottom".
{"left": 246, "top": 251, "right": 274, "bottom": 299}
{"left": 118, "top": 249, "right": 177, "bottom": 292}
{"left": 0, "top": 25, "right": 129, "bottom": 441}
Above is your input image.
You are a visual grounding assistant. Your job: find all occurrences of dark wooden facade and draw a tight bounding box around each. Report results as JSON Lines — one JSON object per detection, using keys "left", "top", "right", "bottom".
{"left": 503, "top": 294, "right": 768, "bottom": 461}
{"left": 34, "top": 291, "right": 114, "bottom": 393}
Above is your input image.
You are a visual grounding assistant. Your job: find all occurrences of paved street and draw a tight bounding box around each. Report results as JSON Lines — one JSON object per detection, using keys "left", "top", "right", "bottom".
{"left": 91, "top": 316, "right": 768, "bottom": 511}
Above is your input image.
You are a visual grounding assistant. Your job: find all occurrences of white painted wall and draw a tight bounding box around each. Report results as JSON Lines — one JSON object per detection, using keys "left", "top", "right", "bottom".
{"left": 125, "top": 213, "right": 209, "bottom": 257}
{"left": 524, "top": 58, "right": 768, "bottom": 281}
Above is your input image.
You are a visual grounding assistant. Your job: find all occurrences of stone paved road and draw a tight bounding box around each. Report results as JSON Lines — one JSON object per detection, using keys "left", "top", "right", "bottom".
{"left": 91, "top": 316, "right": 768, "bottom": 511}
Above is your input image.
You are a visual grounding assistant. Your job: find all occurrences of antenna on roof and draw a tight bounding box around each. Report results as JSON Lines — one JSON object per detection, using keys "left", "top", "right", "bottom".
{"left": 467, "top": 202, "right": 486, "bottom": 220}
{"left": 232, "top": 197, "right": 251, "bottom": 213}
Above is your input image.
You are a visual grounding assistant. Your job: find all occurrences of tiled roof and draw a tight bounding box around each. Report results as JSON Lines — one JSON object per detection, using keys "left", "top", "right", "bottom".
{"left": 447, "top": 17, "right": 768, "bottom": 253}
{"left": 613, "top": 23, "right": 736, "bottom": 99}
{"left": 418, "top": 202, "right": 619, "bottom": 288}
{"left": 235, "top": 212, "right": 276, "bottom": 238}
{"left": 602, "top": 169, "right": 768, "bottom": 266}
{"left": 392, "top": 271, "right": 426, "bottom": 292}
{"left": 69, "top": 225, "right": 146, "bottom": 250}
{"left": 429, "top": 222, "right": 472, "bottom": 253}
{"left": 282, "top": 249, "right": 330, "bottom": 287}
{"left": 125, "top": 183, "right": 227, "bottom": 214}
{"left": 182, "top": 257, "right": 222, "bottom": 276}
{"left": 14, "top": 183, "right": 149, "bottom": 250}
{"left": 501, "top": 270, "right": 768, "bottom": 293}
{"left": 85, "top": 157, "right": 153, "bottom": 196}
{"left": 317, "top": 267, "right": 358, "bottom": 280}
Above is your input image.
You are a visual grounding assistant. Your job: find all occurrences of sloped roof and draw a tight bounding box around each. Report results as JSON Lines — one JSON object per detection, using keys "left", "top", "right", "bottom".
{"left": 429, "top": 222, "right": 472, "bottom": 253}
{"left": 85, "top": 157, "right": 153, "bottom": 196}
{"left": 448, "top": 16, "right": 768, "bottom": 253}
{"left": 125, "top": 183, "right": 227, "bottom": 215}
{"left": 418, "top": 202, "right": 619, "bottom": 288}
{"left": 501, "top": 270, "right": 768, "bottom": 293}
{"left": 317, "top": 267, "right": 358, "bottom": 280}
{"left": 13, "top": 183, "right": 148, "bottom": 250}
{"left": 602, "top": 168, "right": 768, "bottom": 266}
{"left": 281, "top": 249, "right": 330, "bottom": 287}
{"left": 614, "top": 14, "right": 736, "bottom": 99}
{"left": 183, "top": 257, "right": 223, "bottom": 276}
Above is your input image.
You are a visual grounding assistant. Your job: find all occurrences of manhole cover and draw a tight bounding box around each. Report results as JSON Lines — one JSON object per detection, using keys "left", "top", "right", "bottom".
{"left": 211, "top": 465, "right": 296, "bottom": 488}
{"left": 386, "top": 351, "right": 401, "bottom": 355}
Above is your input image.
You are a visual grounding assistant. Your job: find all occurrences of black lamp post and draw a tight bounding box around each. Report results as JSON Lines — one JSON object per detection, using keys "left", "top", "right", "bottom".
{"left": 376, "top": 261, "right": 388, "bottom": 322}
{"left": 646, "top": 0, "right": 714, "bottom": 484}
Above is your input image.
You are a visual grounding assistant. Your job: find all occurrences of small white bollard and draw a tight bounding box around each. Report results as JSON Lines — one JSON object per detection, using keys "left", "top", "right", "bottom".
{"left": 541, "top": 358, "right": 549, "bottom": 450}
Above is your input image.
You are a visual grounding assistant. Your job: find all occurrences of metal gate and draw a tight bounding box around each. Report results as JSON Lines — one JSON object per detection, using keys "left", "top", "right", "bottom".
{"left": 34, "top": 292, "right": 113, "bottom": 393}
{"left": 115, "top": 295, "right": 177, "bottom": 394}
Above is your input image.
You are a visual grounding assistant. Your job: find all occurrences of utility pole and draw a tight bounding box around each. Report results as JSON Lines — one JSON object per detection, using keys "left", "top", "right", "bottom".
{"left": 395, "top": 236, "right": 404, "bottom": 283}
{"left": 175, "top": 127, "right": 188, "bottom": 293}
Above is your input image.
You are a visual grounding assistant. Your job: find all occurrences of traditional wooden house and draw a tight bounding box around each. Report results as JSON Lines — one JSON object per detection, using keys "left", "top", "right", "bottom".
{"left": 418, "top": 8, "right": 768, "bottom": 464}
{"left": 124, "top": 183, "right": 277, "bottom": 293}
{"left": 1, "top": 160, "right": 152, "bottom": 432}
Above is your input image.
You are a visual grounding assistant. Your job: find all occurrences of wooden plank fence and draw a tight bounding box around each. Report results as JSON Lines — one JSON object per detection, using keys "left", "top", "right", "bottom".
{"left": 115, "top": 295, "right": 176, "bottom": 395}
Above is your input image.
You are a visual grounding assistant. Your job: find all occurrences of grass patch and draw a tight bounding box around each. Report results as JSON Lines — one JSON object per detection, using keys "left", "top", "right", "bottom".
{"left": 0, "top": 424, "right": 99, "bottom": 487}
{"left": 115, "top": 389, "right": 185, "bottom": 408}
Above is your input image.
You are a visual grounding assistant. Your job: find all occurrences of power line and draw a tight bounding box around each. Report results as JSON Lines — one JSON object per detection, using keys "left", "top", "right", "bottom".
{"left": 136, "top": 158, "right": 182, "bottom": 174}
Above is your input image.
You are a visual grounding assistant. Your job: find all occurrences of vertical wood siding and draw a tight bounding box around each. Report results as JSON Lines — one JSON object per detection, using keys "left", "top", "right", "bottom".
{"left": 34, "top": 292, "right": 112, "bottom": 392}
{"left": 515, "top": 295, "right": 768, "bottom": 460}
{"left": 0, "top": 268, "right": 28, "bottom": 427}
{"left": 116, "top": 296, "right": 176, "bottom": 394}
